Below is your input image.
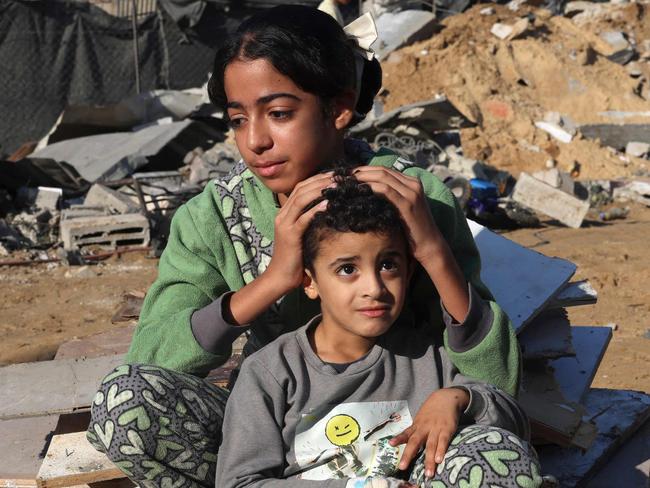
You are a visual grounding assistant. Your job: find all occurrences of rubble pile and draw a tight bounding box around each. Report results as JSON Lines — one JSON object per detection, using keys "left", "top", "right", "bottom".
{"left": 381, "top": 1, "right": 650, "bottom": 181}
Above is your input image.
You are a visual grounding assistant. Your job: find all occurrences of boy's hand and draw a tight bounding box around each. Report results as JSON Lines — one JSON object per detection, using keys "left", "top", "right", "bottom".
{"left": 390, "top": 388, "right": 470, "bottom": 479}
{"left": 346, "top": 477, "right": 416, "bottom": 488}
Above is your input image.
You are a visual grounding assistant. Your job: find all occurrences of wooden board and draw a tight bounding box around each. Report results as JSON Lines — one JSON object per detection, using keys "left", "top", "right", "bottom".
{"left": 468, "top": 219, "right": 576, "bottom": 333}
{"left": 36, "top": 432, "right": 124, "bottom": 488}
{"left": 0, "top": 416, "right": 58, "bottom": 479}
{"left": 512, "top": 172, "right": 590, "bottom": 228}
{"left": 548, "top": 280, "right": 598, "bottom": 309}
{"left": 0, "top": 355, "right": 125, "bottom": 420}
{"left": 539, "top": 388, "right": 650, "bottom": 487}
{"left": 518, "top": 309, "right": 574, "bottom": 360}
{"left": 551, "top": 326, "right": 613, "bottom": 403}
{"left": 55, "top": 326, "right": 134, "bottom": 360}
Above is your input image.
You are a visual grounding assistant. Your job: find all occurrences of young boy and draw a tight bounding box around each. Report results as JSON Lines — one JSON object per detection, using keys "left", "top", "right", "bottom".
{"left": 215, "top": 174, "right": 541, "bottom": 488}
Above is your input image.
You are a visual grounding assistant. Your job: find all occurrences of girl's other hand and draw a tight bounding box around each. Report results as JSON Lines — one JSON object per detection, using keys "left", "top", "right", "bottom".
{"left": 352, "top": 166, "right": 443, "bottom": 265}
{"left": 389, "top": 388, "right": 469, "bottom": 479}
{"left": 264, "top": 171, "right": 333, "bottom": 293}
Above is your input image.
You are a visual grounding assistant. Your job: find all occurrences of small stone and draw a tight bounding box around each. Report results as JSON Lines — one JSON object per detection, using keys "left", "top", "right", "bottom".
{"left": 535, "top": 121, "right": 573, "bottom": 143}
{"left": 491, "top": 23, "right": 513, "bottom": 40}
{"left": 544, "top": 111, "right": 562, "bottom": 125}
{"left": 626, "top": 62, "right": 643, "bottom": 78}
{"left": 507, "top": 0, "right": 527, "bottom": 11}
{"left": 625, "top": 141, "right": 650, "bottom": 158}
{"left": 64, "top": 265, "right": 98, "bottom": 279}
{"left": 545, "top": 159, "right": 557, "bottom": 169}
{"left": 480, "top": 6, "right": 495, "bottom": 15}
{"left": 600, "top": 31, "right": 630, "bottom": 54}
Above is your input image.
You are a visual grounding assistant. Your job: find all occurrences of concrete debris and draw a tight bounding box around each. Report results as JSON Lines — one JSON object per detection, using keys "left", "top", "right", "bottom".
{"left": 84, "top": 184, "right": 139, "bottom": 215}
{"left": 506, "top": 0, "right": 527, "bottom": 11}
{"left": 60, "top": 211, "right": 150, "bottom": 250}
{"left": 625, "top": 62, "right": 643, "bottom": 78}
{"left": 612, "top": 179, "right": 650, "bottom": 206}
{"left": 480, "top": 6, "right": 495, "bottom": 15}
{"left": 10, "top": 209, "right": 57, "bottom": 247}
{"left": 182, "top": 142, "right": 241, "bottom": 185}
{"left": 374, "top": 9, "right": 437, "bottom": 61}
{"left": 580, "top": 124, "right": 650, "bottom": 150}
{"left": 535, "top": 121, "right": 574, "bottom": 143}
{"left": 15, "top": 186, "right": 62, "bottom": 211}
{"left": 512, "top": 172, "right": 589, "bottom": 227}
{"left": 491, "top": 22, "right": 513, "bottom": 40}
{"left": 63, "top": 265, "right": 98, "bottom": 279}
{"left": 491, "top": 18, "right": 530, "bottom": 41}
{"left": 531, "top": 168, "right": 575, "bottom": 195}
{"left": 625, "top": 141, "right": 650, "bottom": 158}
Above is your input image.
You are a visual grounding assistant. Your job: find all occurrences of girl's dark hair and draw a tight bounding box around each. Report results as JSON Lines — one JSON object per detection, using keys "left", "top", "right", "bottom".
{"left": 207, "top": 5, "right": 382, "bottom": 125}
{"left": 302, "top": 169, "right": 406, "bottom": 271}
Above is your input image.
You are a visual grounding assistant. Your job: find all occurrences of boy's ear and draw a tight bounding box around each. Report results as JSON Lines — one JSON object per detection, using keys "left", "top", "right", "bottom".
{"left": 303, "top": 269, "right": 320, "bottom": 300}
{"left": 332, "top": 90, "right": 356, "bottom": 130}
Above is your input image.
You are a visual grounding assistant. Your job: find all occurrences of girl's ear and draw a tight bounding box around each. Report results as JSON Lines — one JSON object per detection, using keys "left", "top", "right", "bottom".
{"left": 303, "top": 269, "right": 320, "bottom": 300}
{"left": 332, "top": 90, "right": 356, "bottom": 130}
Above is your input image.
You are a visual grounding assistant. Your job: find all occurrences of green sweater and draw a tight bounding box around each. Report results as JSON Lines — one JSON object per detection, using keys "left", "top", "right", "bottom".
{"left": 127, "top": 145, "right": 521, "bottom": 395}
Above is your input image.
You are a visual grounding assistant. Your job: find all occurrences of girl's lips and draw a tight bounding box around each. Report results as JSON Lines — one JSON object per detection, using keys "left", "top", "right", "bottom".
{"left": 255, "top": 161, "right": 286, "bottom": 178}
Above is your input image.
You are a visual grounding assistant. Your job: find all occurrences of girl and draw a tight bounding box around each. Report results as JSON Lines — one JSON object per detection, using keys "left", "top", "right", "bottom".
{"left": 87, "top": 6, "right": 521, "bottom": 487}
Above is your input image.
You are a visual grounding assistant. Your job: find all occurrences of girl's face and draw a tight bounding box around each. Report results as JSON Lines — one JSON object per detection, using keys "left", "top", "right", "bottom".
{"left": 224, "top": 58, "right": 354, "bottom": 200}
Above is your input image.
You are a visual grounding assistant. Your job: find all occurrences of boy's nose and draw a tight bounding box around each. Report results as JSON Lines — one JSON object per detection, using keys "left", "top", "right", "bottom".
{"left": 361, "top": 272, "right": 386, "bottom": 298}
{"left": 246, "top": 118, "right": 273, "bottom": 154}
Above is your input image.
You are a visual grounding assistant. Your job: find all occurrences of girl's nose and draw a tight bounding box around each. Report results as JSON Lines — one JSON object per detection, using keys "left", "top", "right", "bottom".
{"left": 246, "top": 117, "right": 273, "bottom": 154}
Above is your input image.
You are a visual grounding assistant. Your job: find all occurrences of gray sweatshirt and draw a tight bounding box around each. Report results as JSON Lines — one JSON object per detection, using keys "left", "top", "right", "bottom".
{"left": 215, "top": 316, "right": 529, "bottom": 488}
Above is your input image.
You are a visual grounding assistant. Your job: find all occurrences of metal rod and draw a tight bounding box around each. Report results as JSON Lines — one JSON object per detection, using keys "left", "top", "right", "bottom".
{"left": 131, "top": 0, "right": 141, "bottom": 94}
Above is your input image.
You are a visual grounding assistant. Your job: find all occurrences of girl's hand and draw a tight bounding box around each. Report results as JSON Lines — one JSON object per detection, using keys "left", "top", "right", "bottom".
{"left": 352, "top": 166, "right": 443, "bottom": 264}
{"left": 264, "top": 171, "right": 333, "bottom": 293}
{"left": 389, "top": 388, "right": 469, "bottom": 479}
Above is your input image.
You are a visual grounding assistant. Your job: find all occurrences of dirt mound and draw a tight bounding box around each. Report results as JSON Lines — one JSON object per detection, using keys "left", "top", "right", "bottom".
{"left": 381, "top": 3, "right": 650, "bottom": 180}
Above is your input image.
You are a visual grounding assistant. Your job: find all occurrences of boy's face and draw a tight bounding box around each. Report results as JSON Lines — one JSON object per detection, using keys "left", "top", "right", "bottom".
{"left": 304, "top": 230, "right": 411, "bottom": 340}
{"left": 224, "top": 58, "right": 354, "bottom": 199}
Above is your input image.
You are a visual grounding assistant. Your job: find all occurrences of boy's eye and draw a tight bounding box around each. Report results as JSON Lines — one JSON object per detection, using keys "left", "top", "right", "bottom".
{"left": 228, "top": 117, "right": 246, "bottom": 129}
{"left": 381, "top": 260, "right": 398, "bottom": 272}
{"left": 336, "top": 264, "right": 356, "bottom": 276}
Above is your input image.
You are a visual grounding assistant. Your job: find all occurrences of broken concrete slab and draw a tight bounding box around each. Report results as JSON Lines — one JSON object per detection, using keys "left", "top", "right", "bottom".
{"left": 84, "top": 184, "right": 139, "bottom": 214}
{"left": 579, "top": 124, "right": 650, "bottom": 149}
{"left": 16, "top": 187, "right": 62, "bottom": 212}
{"left": 350, "top": 96, "right": 475, "bottom": 142}
{"left": 613, "top": 179, "right": 650, "bottom": 206}
{"left": 539, "top": 389, "right": 650, "bottom": 487}
{"left": 551, "top": 325, "right": 613, "bottom": 403}
{"left": 512, "top": 172, "right": 590, "bottom": 228}
{"left": 374, "top": 10, "right": 437, "bottom": 61}
{"left": 0, "top": 355, "right": 125, "bottom": 420}
{"left": 468, "top": 219, "right": 576, "bottom": 333}
{"left": 518, "top": 308, "right": 574, "bottom": 360}
{"left": 548, "top": 279, "right": 598, "bottom": 308}
{"left": 0, "top": 415, "right": 59, "bottom": 479}
{"left": 60, "top": 213, "right": 150, "bottom": 250}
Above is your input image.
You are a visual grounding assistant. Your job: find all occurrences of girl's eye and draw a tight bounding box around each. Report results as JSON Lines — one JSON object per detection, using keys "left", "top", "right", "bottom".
{"left": 337, "top": 264, "right": 356, "bottom": 276}
{"left": 381, "top": 260, "right": 398, "bottom": 272}
{"left": 270, "top": 110, "right": 292, "bottom": 120}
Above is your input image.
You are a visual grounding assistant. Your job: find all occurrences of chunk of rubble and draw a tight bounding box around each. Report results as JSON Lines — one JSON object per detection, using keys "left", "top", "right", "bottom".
{"left": 535, "top": 121, "right": 574, "bottom": 143}
{"left": 599, "top": 31, "right": 635, "bottom": 64}
{"left": 16, "top": 186, "right": 62, "bottom": 212}
{"left": 512, "top": 172, "right": 589, "bottom": 228}
{"left": 84, "top": 184, "right": 139, "bottom": 215}
{"left": 625, "top": 141, "right": 650, "bottom": 158}
{"left": 491, "top": 19, "right": 530, "bottom": 41}
{"left": 531, "top": 168, "right": 575, "bottom": 195}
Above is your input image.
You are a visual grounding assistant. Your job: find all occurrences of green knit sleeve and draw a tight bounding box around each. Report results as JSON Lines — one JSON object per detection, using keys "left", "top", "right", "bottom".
{"left": 126, "top": 189, "right": 234, "bottom": 377}
{"left": 411, "top": 166, "right": 520, "bottom": 395}
{"left": 397, "top": 162, "right": 521, "bottom": 396}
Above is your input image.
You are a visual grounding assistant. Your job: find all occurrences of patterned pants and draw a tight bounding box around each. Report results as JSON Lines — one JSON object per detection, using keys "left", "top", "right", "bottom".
{"left": 87, "top": 364, "right": 542, "bottom": 488}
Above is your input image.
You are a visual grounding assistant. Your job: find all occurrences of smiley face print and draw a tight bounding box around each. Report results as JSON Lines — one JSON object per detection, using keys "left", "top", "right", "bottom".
{"left": 325, "top": 414, "right": 361, "bottom": 446}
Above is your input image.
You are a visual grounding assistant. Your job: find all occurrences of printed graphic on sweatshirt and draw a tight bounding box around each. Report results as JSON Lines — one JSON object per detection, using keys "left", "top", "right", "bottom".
{"left": 293, "top": 401, "right": 412, "bottom": 480}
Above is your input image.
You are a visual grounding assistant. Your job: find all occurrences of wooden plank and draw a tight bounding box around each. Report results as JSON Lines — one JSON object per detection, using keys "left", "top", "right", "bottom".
{"left": 547, "top": 280, "right": 598, "bottom": 309}
{"left": 0, "top": 355, "right": 125, "bottom": 420}
{"left": 551, "top": 326, "right": 613, "bottom": 403}
{"left": 539, "top": 388, "right": 650, "bottom": 487}
{"left": 518, "top": 309, "right": 575, "bottom": 360}
{"left": 468, "top": 219, "right": 576, "bottom": 333}
{"left": 512, "top": 172, "right": 590, "bottom": 228}
{"left": 0, "top": 416, "right": 59, "bottom": 479}
{"left": 36, "top": 432, "right": 125, "bottom": 488}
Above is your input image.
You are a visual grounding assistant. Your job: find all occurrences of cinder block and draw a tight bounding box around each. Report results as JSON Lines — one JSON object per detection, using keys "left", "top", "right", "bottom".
{"left": 60, "top": 213, "right": 150, "bottom": 250}
{"left": 84, "top": 184, "right": 140, "bottom": 214}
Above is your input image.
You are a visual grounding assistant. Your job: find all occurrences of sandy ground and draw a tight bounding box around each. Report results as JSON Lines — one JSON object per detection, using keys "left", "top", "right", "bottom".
{"left": 1, "top": 204, "right": 648, "bottom": 393}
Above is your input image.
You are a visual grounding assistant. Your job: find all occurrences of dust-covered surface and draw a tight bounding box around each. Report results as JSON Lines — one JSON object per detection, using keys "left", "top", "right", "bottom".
{"left": 1, "top": 204, "right": 648, "bottom": 392}
{"left": 381, "top": 3, "right": 650, "bottom": 180}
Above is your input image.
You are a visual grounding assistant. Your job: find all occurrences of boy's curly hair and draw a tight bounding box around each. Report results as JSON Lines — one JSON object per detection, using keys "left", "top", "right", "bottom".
{"left": 302, "top": 169, "right": 406, "bottom": 272}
